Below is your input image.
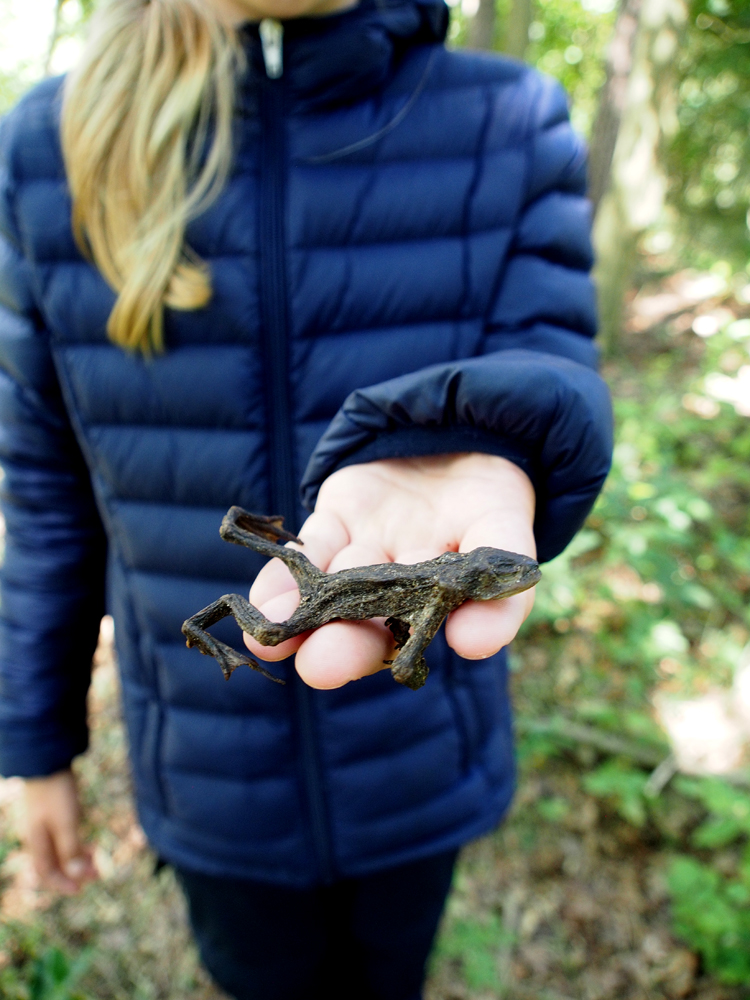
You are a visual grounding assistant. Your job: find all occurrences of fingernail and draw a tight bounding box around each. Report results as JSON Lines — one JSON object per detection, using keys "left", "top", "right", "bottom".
{"left": 64, "top": 858, "right": 86, "bottom": 879}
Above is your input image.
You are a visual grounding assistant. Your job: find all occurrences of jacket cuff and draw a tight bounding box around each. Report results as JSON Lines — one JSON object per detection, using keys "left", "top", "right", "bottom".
{"left": 313, "top": 424, "right": 535, "bottom": 481}
{"left": 300, "top": 350, "right": 613, "bottom": 563}
{"left": 0, "top": 724, "right": 88, "bottom": 778}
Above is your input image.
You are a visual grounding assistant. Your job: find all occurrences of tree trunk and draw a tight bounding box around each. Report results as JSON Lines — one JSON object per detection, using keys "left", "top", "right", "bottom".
{"left": 592, "top": 0, "right": 686, "bottom": 354}
{"left": 469, "top": 0, "right": 497, "bottom": 51}
{"left": 504, "top": 0, "right": 533, "bottom": 61}
{"left": 44, "top": 0, "right": 66, "bottom": 77}
{"left": 593, "top": 197, "right": 639, "bottom": 356}
{"left": 588, "top": 0, "right": 643, "bottom": 217}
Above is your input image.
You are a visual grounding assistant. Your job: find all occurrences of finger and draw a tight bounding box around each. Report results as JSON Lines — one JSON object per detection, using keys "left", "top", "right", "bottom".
{"left": 244, "top": 588, "right": 307, "bottom": 661}
{"left": 248, "top": 556, "right": 298, "bottom": 607}
{"left": 297, "top": 509, "right": 350, "bottom": 569}
{"left": 27, "top": 822, "right": 79, "bottom": 895}
{"left": 445, "top": 588, "right": 535, "bottom": 659}
{"left": 295, "top": 618, "right": 394, "bottom": 689}
{"left": 295, "top": 540, "right": 394, "bottom": 688}
{"left": 246, "top": 511, "right": 351, "bottom": 661}
{"left": 391, "top": 545, "right": 446, "bottom": 566}
{"left": 448, "top": 509, "right": 537, "bottom": 657}
{"left": 54, "top": 820, "right": 97, "bottom": 889}
{"left": 326, "top": 541, "right": 388, "bottom": 574}
{"left": 26, "top": 820, "right": 56, "bottom": 883}
{"left": 459, "top": 512, "right": 536, "bottom": 560}
{"left": 63, "top": 851, "right": 98, "bottom": 886}
{"left": 249, "top": 510, "right": 348, "bottom": 608}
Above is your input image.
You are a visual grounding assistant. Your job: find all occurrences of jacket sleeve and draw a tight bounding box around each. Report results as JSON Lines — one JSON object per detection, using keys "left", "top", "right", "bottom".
{"left": 0, "top": 109, "right": 107, "bottom": 778}
{"left": 300, "top": 73, "right": 612, "bottom": 563}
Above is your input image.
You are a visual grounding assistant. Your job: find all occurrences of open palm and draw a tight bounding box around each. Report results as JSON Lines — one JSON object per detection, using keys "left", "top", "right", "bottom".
{"left": 245, "top": 452, "right": 537, "bottom": 689}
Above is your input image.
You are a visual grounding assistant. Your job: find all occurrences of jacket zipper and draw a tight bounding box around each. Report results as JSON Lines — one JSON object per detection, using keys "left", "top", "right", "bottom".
{"left": 258, "top": 24, "right": 336, "bottom": 884}
{"left": 259, "top": 19, "right": 284, "bottom": 78}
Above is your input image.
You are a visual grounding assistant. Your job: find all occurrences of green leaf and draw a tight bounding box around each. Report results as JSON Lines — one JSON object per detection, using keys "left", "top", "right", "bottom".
{"left": 583, "top": 762, "right": 649, "bottom": 827}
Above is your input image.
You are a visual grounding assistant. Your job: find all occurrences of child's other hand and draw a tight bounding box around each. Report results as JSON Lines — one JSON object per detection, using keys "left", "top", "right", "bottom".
{"left": 246, "top": 453, "right": 537, "bottom": 689}
{"left": 23, "top": 768, "right": 98, "bottom": 895}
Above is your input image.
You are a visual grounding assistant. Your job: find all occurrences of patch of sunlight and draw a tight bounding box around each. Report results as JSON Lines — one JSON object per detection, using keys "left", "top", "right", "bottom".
{"left": 0, "top": 1, "right": 56, "bottom": 84}
{"left": 705, "top": 366, "right": 750, "bottom": 417}
{"left": 656, "top": 647, "right": 750, "bottom": 776}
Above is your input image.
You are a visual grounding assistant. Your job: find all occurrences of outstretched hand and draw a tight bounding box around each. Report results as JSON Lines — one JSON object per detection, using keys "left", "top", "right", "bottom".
{"left": 244, "top": 452, "right": 536, "bottom": 689}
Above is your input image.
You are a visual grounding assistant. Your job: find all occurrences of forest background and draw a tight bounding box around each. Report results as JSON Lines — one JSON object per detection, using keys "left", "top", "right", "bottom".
{"left": 0, "top": 1, "right": 749, "bottom": 998}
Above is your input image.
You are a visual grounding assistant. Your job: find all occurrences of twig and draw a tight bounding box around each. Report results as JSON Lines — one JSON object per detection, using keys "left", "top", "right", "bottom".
{"left": 44, "top": 0, "right": 66, "bottom": 77}
{"left": 644, "top": 753, "right": 678, "bottom": 797}
{"left": 516, "top": 716, "right": 750, "bottom": 790}
{"left": 497, "top": 886, "right": 524, "bottom": 998}
{"left": 515, "top": 716, "right": 666, "bottom": 767}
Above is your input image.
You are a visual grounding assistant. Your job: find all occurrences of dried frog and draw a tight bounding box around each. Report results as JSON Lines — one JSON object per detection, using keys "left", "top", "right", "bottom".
{"left": 182, "top": 506, "right": 541, "bottom": 690}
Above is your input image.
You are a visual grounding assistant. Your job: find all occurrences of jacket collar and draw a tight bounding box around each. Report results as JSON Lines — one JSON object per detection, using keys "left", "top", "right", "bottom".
{"left": 237, "top": 0, "right": 449, "bottom": 111}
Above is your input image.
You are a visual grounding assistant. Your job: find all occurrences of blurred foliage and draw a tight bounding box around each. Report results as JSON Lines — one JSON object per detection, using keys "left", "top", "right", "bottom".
{"left": 433, "top": 911, "right": 508, "bottom": 990}
{"left": 583, "top": 760, "right": 650, "bottom": 826}
{"left": 512, "top": 281, "right": 750, "bottom": 983}
{"left": 448, "top": 0, "right": 617, "bottom": 134}
{"left": 0, "top": 922, "right": 92, "bottom": 1000}
{"left": 0, "top": 0, "right": 99, "bottom": 117}
{"left": 520, "top": 321, "right": 750, "bottom": 709}
{"left": 450, "top": 0, "right": 750, "bottom": 264}
{"left": 667, "top": 0, "right": 750, "bottom": 270}
{"left": 665, "top": 778, "right": 750, "bottom": 985}
{"left": 524, "top": 0, "right": 617, "bottom": 135}
{"left": 668, "top": 854, "right": 750, "bottom": 986}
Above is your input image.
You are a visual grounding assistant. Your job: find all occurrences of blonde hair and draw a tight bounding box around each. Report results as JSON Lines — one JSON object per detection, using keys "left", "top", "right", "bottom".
{"left": 61, "top": 0, "right": 241, "bottom": 354}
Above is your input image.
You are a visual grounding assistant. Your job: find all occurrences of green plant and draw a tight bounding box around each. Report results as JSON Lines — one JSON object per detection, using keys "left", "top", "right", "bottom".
{"left": 677, "top": 777, "right": 750, "bottom": 848}
{"left": 28, "top": 946, "right": 92, "bottom": 1000}
{"left": 668, "top": 855, "right": 750, "bottom": 985}
{"left": 582, "top": 761, "right": 650, "bottom": 826}
{"left": 667, "top": 0, "right": 750, "bottom": 269}
{"left": 660, "top": 779, "right": 750, "bottom": 984}
{"left": 0, "top": 923, "right": 92, "bottom": 1000}
{"left": 434, "top": 913, "right": 509, "bottom": 991}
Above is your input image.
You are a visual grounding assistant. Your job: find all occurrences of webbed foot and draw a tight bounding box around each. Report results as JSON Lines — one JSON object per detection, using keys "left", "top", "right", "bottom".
{"left": 182, "top": 621, "right": 285, "bottom": 684}
{"left": 391, "top": 655, "right": 429, "bottom": 690}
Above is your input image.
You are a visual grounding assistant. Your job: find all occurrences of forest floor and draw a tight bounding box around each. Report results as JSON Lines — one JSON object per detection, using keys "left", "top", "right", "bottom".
{"left": 0, "top": 630, "right": 739, "bottom": 1000}
{"left": 1, "top": 255, "right": 749, "bottom": 999}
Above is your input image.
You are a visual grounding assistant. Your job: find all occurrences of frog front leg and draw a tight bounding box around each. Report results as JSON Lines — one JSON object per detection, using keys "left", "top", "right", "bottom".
{"left": 386, "top": 600, "right": 451, "bottom": 691}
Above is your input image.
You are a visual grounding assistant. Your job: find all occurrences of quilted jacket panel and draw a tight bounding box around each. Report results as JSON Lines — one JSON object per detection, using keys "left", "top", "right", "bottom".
{"left": 0, "top": 0, "right": 612, "bottom": 884}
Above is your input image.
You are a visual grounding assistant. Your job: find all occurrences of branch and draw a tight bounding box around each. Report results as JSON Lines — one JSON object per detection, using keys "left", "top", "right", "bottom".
{"left": 516, "top": 715, "right": 750, "bottom": 790}
{"left": 44, "top": 0, "right": 66, "bottom": 77}
{"left": 516, "top": 715, "right": 667, "bottom": 767}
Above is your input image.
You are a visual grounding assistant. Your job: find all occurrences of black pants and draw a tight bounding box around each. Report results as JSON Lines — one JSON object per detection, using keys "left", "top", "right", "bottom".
{"left": 174, "top": 849, "right": 458, "bottom": 1000}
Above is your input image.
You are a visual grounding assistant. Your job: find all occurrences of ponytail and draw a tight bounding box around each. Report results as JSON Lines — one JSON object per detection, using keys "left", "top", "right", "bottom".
{"left": 61, "top": 0, "right": 241, "bottom": 354}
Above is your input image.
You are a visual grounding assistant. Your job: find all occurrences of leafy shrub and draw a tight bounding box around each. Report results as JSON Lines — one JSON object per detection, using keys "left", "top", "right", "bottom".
{"left": 668, "top": 855, "right": 750, "bottom": 985}
{"left": 0, "top": 922, "right": 92, "bottom": 1000}
{"left": 583, "top": 761, "right": 650, "bottom": 827}
{"left": 434, "top": 913, "right": 508, "bottom": 991}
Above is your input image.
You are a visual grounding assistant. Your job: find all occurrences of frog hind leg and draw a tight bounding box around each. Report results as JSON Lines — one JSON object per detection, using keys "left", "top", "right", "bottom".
{"left": 220, "top": 507, "right": 323, "bottom": 598}
{"left": 182, "top": 596, "right": 285, "bottom": 684}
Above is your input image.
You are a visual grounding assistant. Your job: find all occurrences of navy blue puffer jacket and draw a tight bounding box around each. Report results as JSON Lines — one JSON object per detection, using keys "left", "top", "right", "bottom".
{"left": 0, "top": 0, "right": 612, "bottom": 885}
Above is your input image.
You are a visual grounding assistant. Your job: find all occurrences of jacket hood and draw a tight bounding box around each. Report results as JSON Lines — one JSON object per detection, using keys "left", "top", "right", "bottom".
{"left": 238, "top": 0, "right": 449, "bottom": 110}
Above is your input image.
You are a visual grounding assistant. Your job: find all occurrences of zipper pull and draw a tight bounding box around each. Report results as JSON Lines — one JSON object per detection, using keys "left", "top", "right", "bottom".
{"left": 259, "top": 19, "right": 283, "bottom": 79}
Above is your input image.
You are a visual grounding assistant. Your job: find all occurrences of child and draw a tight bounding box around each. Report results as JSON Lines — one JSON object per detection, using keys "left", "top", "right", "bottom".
{"left": 0, "top": 0, "right": 612, "bottom": 996}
